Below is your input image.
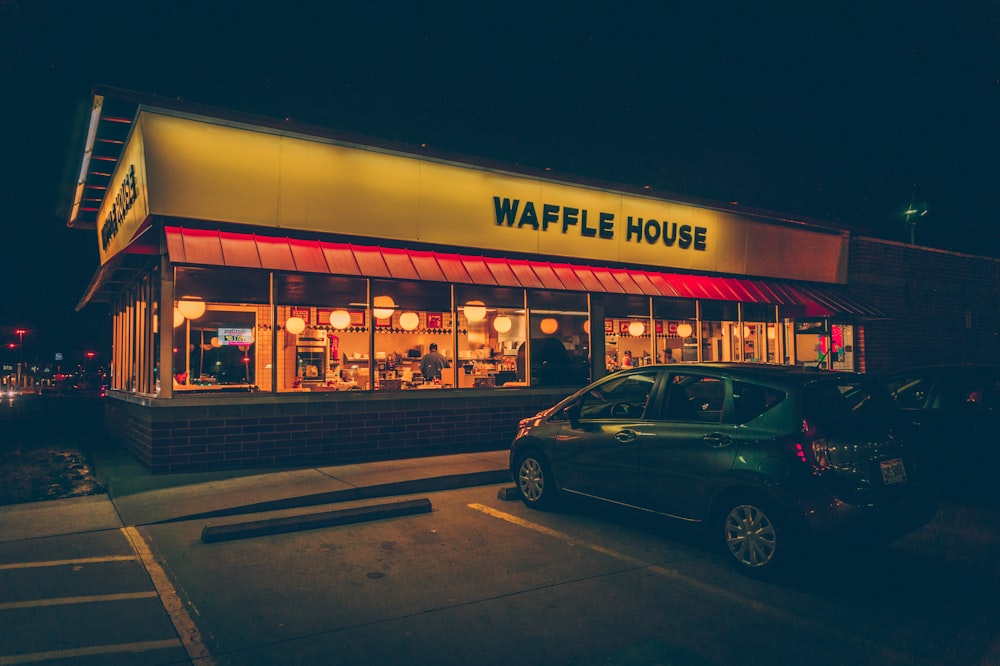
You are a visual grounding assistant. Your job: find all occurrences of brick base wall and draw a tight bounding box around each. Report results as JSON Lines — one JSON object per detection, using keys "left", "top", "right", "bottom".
{"left": 105, "top": 388, "right": 568, "bottom": 474}
{"left": 849, "top": 237, "right": 1000, "bottom": 375}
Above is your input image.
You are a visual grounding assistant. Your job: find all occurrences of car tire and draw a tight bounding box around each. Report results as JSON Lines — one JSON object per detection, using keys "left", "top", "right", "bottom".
{"left": 515, "top": 450, "right": 556, "bottom": 510}
{"left": 718, "top": 496, "right": 787, "bottom": 575}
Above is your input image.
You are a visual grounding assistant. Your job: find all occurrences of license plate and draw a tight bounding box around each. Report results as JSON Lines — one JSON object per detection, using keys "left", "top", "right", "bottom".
{"left": 880, "top": 458, "right": 907, "bottom": 485}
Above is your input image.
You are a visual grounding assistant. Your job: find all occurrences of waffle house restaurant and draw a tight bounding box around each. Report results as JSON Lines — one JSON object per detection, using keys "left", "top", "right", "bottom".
{"left": 70, "top": 91, "right": 883, "bottom": 472}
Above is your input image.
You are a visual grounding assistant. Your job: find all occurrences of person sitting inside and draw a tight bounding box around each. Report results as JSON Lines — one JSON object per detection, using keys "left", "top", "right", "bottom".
{"left": 419, "top": 343, "right": 450, "bottom": 382}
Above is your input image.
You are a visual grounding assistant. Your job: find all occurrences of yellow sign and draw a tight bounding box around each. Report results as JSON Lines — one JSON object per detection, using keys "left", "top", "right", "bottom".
{"left": 96, "top": 117, "right": 150, "bottom": 265}
{"left": 104, "top": 109, "right": 847, "bottom": 283}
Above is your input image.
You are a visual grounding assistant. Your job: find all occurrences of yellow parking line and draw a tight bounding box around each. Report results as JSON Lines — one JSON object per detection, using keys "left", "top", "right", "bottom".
{"left": 0, "top": 591, "right": 157, "bottom": 611}
{"left": 0, "top": 639, "right": 182, "bottom": 665}
{"left": 122, "top": 526, "right": 216, "bottom": 666}
{"left": 468, "top": 503, "right": 649, "bottom": 565}
{"left": 0, "top": 556, "right": 135, "bottom": 571}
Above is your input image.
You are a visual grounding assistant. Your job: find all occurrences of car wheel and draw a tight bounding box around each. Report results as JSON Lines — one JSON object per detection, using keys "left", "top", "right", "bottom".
{"left": 720, "top": 499, "right": 784, "bottom": 573}
{"left": 515, "top": 451, "right": 556, "bottom": 509}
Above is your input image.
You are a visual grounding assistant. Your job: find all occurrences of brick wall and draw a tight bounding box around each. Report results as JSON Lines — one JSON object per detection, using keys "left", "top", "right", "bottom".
{"left": 848, "top": 237, "right": 1000, "bottom": 374}
{"left": 105, "top": 388, "right": 568, "bottom": 473}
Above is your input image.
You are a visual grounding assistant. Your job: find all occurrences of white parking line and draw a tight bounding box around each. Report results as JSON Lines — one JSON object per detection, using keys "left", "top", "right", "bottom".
{"left": 0, "top": 555, "right": 135, "bottom": 571}
{"left": 0, "top": 639, "right": 182, "bottom": 665}
{"left": 0, "top": 591, "right": 157, "bottom": 611}
{"left": 122, "top": 526, "right": 216, "bottom": 666}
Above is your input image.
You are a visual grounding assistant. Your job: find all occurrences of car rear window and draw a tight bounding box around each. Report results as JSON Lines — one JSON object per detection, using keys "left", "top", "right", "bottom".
{"left": 732, "top": 381, "right": 786, "bottom": 424}
{"left": 801, "top": 377, "right": 897, "bottom": 433}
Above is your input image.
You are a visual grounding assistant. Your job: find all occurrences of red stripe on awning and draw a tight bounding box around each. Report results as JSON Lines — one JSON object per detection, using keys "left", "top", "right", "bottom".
{"left": 217, "top": 231, "right": 261, "bottom": 268}
{"left": 551, "top": 264, "right": 586, "bottom": 292}
{"left": 322, "top": 242, "right": 361, "bottom": 275}
{"left": 530, "top": 262, "right": 566, "bottom": 290}
{"left": 591, "top": 267, "right": 625, "bottom": 293}
{"left": 381, "top": 247, "right": 420, "bottom": 280}
{"left": 164, "top": 226, "right": 186, "bottom": 262}
{"left": 644, "top": 272, "right": 681, "bottom": 298}
{"left": 409, "top": 250, "right": 448, "bottom": 282}
{"left": 571, "top": 266, "right": 605, "bottom": 293}
{"left": 508, "top": 260, "right": 544, "bottom": 289}
{"left": 437, "top": 253, "right": 473, "bottom": 283}
{"left": 630, "top": 272, "right": 664, "bottom": 297}
{"left": 610, "top": 269, "right": 645, "bottom": 295}
{"left": 353, "top": 245, "right": 391, "bottom": 277}
{"left": 162, "top": 227, "right": 885, "bottom": 318}
{"left": 483, "top": 256, "right": 521, "bottom": 287}
{"left": 178, "top": 227, "right": 224, "bottom": 265}
{"left": 461, "top": 256, "right": 498, "bottom": 286}
{"left": 289, "top": 238, "right": 330, "bottom": 273}
{"left": 255, "top": 235, "right": 295, "bottom": 271}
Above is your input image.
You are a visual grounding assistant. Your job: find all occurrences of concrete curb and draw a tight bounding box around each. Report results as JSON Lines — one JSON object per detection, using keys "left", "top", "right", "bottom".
{"left": 201, "top": 497, "right": 433, "bottom": 543}
{"left": 151, "top": 469, "right": 510, "bottom": 526}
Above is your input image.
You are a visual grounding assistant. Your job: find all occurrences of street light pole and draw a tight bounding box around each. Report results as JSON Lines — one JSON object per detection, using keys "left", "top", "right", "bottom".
{"left": 14, "top": 329, "right": 27, "bottom": 388}
{"left": 901, "top": 200, "right": 928, "bottom": 245}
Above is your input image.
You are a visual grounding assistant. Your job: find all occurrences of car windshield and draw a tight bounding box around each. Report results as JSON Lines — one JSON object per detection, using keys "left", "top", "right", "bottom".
{"left": 801, "top": 377, "right": 897, "bottom": 433}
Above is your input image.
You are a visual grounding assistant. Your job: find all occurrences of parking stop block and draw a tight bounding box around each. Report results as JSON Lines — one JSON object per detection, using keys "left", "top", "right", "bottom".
{"left": 201, "top": 497, "right": 432, "bottom": 543}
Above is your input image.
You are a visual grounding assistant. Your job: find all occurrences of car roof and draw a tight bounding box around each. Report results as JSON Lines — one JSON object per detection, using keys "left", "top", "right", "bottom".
{"left": 880, "top": 363, "right": 1000, "bottom": 379}
{"left": 620, "top": 363, "right": 863, "bottom": 385}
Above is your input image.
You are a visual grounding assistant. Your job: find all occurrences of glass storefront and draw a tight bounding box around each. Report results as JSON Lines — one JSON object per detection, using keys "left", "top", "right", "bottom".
{"left": 110, "top": 265, "right": 862, "bottom": 397}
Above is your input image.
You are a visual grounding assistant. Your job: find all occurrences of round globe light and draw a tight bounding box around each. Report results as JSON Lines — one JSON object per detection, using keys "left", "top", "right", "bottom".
{"left": 464, "top": 300, "right": 487, "bottom": 322}
{"left": 540, "top": 318, "right": 558, "bottom": 335}
{"left": 285, "top": 316, "right": 306, "bottom": 335}
{"left": 676, "top": 322, "right": 693, "bottom": 338}
{"left": 329, "top": 309, "right": 352, "bottom": 329}
{"left": 493, "top": 315, "right": 512, "bottom": 333}
{"left": 373, "top": 295, "right": 395, "bottom": 319}
{"left": 173, "top": 307, "right": 185, "bottom": 328}
{"left": 628, "top": 320, "right": 646, "bottom": 337}
{"left": 399, "top": 311, "right": 420, "bottom": 331}
{"left": 177, "top": 297, "right": 206, "bottom": 320}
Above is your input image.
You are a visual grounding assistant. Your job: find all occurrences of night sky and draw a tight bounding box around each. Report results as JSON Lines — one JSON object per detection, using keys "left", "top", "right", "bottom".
{"left": 1, "top": 2, "right": 997, "bottom": 363}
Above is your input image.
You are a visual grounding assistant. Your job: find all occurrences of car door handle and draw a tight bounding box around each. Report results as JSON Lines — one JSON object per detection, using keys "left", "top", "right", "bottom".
{"left": 703, "top": 433, "right": 732, "bottom": 448}
{"left": 615, "top": 430, "right": 637, "bottom": 443}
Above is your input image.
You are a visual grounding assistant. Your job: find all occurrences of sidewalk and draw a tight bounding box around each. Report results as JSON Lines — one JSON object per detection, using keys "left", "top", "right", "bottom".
{"left": 0, "top": 448, "right": 513, "bottom": 542}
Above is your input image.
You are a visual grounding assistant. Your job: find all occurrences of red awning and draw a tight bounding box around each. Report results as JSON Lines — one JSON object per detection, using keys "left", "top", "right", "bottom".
{"left": 163, "top": 226, "right": 886, "bottom": 318}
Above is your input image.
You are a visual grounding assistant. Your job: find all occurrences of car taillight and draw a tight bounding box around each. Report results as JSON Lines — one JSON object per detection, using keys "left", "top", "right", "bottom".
{"left": 794, "top": 418, "right": 831, "bottom": 470}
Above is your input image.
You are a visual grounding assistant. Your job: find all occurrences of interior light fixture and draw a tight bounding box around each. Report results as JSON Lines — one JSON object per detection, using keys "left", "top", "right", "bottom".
{"left": 399, "top": 311, "right": 420, "bottom": 331}
{"left": 540, "top": 318, "right": 558, "bottom": 335}
{"left": 329, "top": 309, "right": 351, "bottom": 329}
{"left": 173, "top": 307, "right": 185, "bottom": 328}
{"left": 285, "top": 316, "right": 306, "bottom": 335}
{"left": 628, "top": 321, "right": 646, "bottom": 337}
{"left": 177, "top": 297, "right": 206, "bottom": 320}
{"left": 493, "top": 315, "right": 512, "bottom": 333}
{"left": 464, "top": 300, "right": 487, "bottom": 322}
{"left": 676, "top": 322, "right": 693, "bottom": 338}
{"left": 373, "top": 295, "right": 395, "bottom": 319}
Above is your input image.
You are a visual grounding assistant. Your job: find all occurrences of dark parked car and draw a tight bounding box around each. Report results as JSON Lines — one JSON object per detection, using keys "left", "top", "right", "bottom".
{"left": 882, "top": 364, "right": 1000, "bottom": 505}
{"left": 510, "top": 363, "right": 937, "bottom": 575}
